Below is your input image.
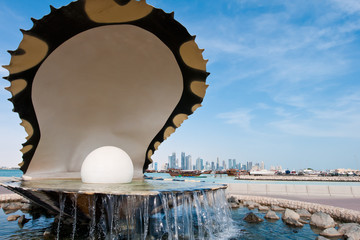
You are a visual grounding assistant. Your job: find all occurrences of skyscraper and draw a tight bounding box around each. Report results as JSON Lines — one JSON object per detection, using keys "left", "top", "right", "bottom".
{"left": 233, "top": 159, "right": 236, "bottom": 169}
{"left": 181, "top": 152, "right": 186, "bottom": 170}
{"left": 247, "top": 161, "right": 252, "bottom": 171}
{"left": 154, "top": 162, "right": 158, "bottom": 171}
{"left": 168, "top": 152, "right": 176, "bottom": 169}
{"left": 228, "top": 159, "right": 232, "bottom": 169}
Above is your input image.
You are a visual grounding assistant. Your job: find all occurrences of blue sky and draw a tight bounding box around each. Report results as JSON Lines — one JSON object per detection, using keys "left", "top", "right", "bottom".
{"left": 1, "top": 0, "right": 360, "bottom": 170}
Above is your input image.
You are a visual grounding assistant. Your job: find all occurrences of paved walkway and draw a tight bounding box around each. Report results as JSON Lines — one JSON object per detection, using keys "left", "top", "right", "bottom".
{"left": 247, "top": 193, "right": 360, "bottom": 212}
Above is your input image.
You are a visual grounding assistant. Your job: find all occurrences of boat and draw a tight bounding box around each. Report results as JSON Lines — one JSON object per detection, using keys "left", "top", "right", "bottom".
{"left": 226, "top": 169, "right": 238, "bottom": 176}
{"left": 201, "top": 170, "right": 212, "bottom": 174}
{"left": 168, "top": 169, "right": 202, "bottom": 177}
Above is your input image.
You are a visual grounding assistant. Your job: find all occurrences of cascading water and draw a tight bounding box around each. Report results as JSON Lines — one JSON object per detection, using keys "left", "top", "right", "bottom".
{"left": 54, "top": 188, "right": 234, "bottom": 239}
{"left": 3, "top": 179, "right": 236, "bottom": 239}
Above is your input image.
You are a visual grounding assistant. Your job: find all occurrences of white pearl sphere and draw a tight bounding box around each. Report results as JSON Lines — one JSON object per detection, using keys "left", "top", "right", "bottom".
{"left": 81, "top": 146, "right": 134, "bottom": 183}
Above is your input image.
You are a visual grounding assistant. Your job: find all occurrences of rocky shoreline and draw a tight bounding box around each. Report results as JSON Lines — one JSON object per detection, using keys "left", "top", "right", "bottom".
{"left": 229, "top": 194, "right": 360, "bottom": 223}
{"left": 235, "top": 175, "right": 360, "bottom": 182}
{"left": 229, "top": 196, "right": 360, "bottom": 239}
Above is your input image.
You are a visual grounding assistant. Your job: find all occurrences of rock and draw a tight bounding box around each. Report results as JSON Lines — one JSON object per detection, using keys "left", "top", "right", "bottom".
{"left": 310, "top": 212, "right": 335, "bottom": 229}
{"left": 227, "top": 196, "right": 238, "bottom": 203}
{"left": 247, "top": 204, "right": 256, "bottom": 210}
{"left": 7, "top": 214, "right": 20, "bottom": 221}
{"left": 258, "top": 205, "right": 269, "bottom": 211}
{"left": 264, "top": 210, "right": 279, "bottom": 220}
{"left": 296, "top": 209, "right": 311, "bottom": 218}
{"left": 43, "top": 229, "right": 53, "bottom": 238}
{"left": 271, "top": 205, "right": 285, "bottom": 211}
{"left": 298, "top": 218, "right": 308, "bottom": 224}
{"left": 343, "top": 225, "right": 360, "bottom": 240}
{"left": 282, "top": 209, "right": 303, "bottom": 227}
{"left": 338, "top": 223, "right": 360, "bottom": 234}
{"left": 2, "top": 202, "right": 23, "bottom": 214}
{"left": 21, "top": 203, "right": 32, "bottom": 212}
{"left": 319, "top": 228, "right": 343, "bottom": 238}
{"left": 243, "top": 201, "right": 259, "bottom": 207}
{"left": 229, "top": 202, "right": 240, "bottom": 208}
{"left": 18, "top": 215, "right": 30, "bottom": 225}
{"left": 316, "top": 236, "right": 329, "bottom": 240}
{"left": 243, "top": 212, "right": 264, "bottom": 223}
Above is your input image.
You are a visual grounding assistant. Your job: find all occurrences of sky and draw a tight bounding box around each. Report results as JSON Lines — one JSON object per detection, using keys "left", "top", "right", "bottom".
{"left": 1, "top": 0, "right": 360, "bottom": 171}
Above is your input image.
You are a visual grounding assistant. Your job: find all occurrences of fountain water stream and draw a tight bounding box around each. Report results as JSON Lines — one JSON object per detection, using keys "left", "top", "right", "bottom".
{"left": 2, "top": 179, "right": 235, "bottom": 239}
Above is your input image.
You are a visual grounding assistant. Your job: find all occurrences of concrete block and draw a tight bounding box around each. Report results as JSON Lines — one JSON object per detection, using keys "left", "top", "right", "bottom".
{"left": 351, "top": 186, "right": 360, "bottom": 197}
{"left": 286, "top": 184, "right": 308, "bottom": 196}
{"left": 266, "top": 184, "right": 287, "bottom": 195}
{"left": 329, "top": 185, "right": 353, "bottom": 197}
{"left": 226, "top": 183, "right": 248, "bottom": 195}
{"left": 247, "top": 184, "right": 267, "bottom": 195}
{"left": 306, "top": 185, "right": 330, "bottom": 196}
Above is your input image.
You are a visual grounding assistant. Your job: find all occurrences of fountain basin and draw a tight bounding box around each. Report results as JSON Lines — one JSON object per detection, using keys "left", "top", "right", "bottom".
{"left": 1, "top": 179, "right": 232, "bottom": 239}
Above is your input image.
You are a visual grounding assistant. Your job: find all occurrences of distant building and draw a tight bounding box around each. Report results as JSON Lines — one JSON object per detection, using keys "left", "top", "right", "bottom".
{"left": 154, "top": 162, "right": 158, "bottom": 171}
{"left": 247, "top": 161, "right": 252, "bottom": 171}
{"left": 181, "top": 152, "right": 186, "bottom": 170}
{"left": 233, "top": 159, "right": 236, "bottom": 169}
{"left": 185, "top": 155, "right": 192, "bottom": 170}
{"left": 168, "top": 152, "right": 176, "bottom": 169}
{"left": 216, "top": 157, "right": 220, "bottom": 170}
{"left": 211, "top": 161, "right": 215, "bottom": 170}
{"left": 260, "top": 161, "right": 265, "bottom": 170}
{"left": 228, "top": 159, "right": 232, "bottom": 169}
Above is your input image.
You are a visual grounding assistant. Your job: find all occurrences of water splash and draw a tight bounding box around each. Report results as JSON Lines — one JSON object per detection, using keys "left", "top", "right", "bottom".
{"left": 56, "top": 188, "right": 234, "bottom": 239}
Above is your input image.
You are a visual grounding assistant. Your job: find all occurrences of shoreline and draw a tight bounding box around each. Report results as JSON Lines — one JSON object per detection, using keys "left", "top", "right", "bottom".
{"left": 235, "top": 175, "right": 360, "bottom": 182}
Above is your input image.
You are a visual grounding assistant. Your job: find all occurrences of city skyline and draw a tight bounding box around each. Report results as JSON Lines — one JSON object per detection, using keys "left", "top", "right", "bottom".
{"left": 1, "top": 1, "right": 360, "bottom": 170}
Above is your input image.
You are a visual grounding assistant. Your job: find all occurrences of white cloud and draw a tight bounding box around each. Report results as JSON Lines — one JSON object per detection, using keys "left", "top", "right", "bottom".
{"left": 217, "top": 109, "right": 253, "bottom": 131}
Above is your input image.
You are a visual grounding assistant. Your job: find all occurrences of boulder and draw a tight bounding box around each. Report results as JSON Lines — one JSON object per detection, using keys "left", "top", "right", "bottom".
{"left": 18, "top": 215, "right": 30, "bottom": 225}
{"left": 338, "top": 223, "right": 360, "bottom": 234}
{"left": 258, "top": 205, "right": 269, "bottom": 211}
{"left": 247, "top": 204, "right": 256, "bottom": 210}
{"left": 227, "top": 196, "right": 237, "bottom": 203}
{"left": 342, "top": 224, "right": 360, "bottom": 240}
{"left": 310, "top": 212, "right": 335, "bottom": 229}
{"left": 2, "top": 202, "right": 23, "bottom": 214}
{"left": 229, "top": 202, "right": 240, "bottom": 208}
{"left": 319, "top": 228, "right": 343, "bottom": 238}
{"left": 296, "top": 209, "right": 311, "bottom": 218}
{"left": 243, "top": 201, "right": 259, "bottom": 207}
{"left": 7, "top": 214, "right": 20, "bottom": 221}
{"left": 243, "top": 212, "right": 264, "bottom": 223}
{"left": 271, "top": 205, "right": 285, "bottom": 211}
{"left": 264, "top": 210, "right": 279, "bottom": 220}
{"left": 316, "top": 236, "right": 329, "bottom": 240}
{"left": 21, "top": 203, "right": 32, "bottom": 212}
{"left": 298, "top": 218, "right": 309, "bottom": 224}
{"left": 282, "top": 209, "right": 303, "bottom": 227}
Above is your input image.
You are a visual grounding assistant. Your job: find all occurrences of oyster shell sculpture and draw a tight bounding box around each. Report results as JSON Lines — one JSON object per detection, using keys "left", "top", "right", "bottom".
{"left": 3, "top": 0, "right": 209, "bottom": 180}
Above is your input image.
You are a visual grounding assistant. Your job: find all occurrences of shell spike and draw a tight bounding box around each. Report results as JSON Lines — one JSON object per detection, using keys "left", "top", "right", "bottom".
{"left": 31, "top": 17, "right": 38, "bottom": 23}
{"left": 200, "top": 49, "right": 205, "bottom": 53}
{"left": 168, "top": 11, "right": 175, "bottom": 18}
{"left": 7, "top": 97, "right": 13, "bottom": 103}
{"left": 50, "top": 5, "right": 56, "bottom": 11}
{"left": 2, "top": 65, "right": 10, "bottom": 70}
{"left": 205, "top": 72, "right": 210, "bottom": 77}
{"left": 19, "top": 29, "right": 29, "bottom": 34}
{"left": 191, "top": 35, "right": 196, "bottom": 40}
{"left": 3, "top": 76, "right": 9, "bottom": 80}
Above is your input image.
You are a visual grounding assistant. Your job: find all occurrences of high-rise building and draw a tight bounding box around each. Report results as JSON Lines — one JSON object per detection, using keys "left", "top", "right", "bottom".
{"left": 168, "top": 152, "right": 176, "bottom": 169}
{"left": 185, "top": 155, "right": 192, "bottom": 170}
{"left": 216, "top": 157, "right": 220, "bottom": 170}
{"left": 233, "top": 159, "right": 236, "bottom": 169}
{"left": 211, "top": 161, "right": 215, "bottom": 170}
{"left": 247, "top": 161, "right": 252, "bottom": 171}
{"left": 181, "top": 152, "right": 186, "bottom": 170}
{"left": 196, "top": 158, "right": 204, "bottom": 170}
{"left": 228, "top": 159, "right": 232, "bottom": 169}
{"left": 154, "top": 162, "right": 158, "bottom": 171}
{"left": 222, "top": 160, "right": 226, "bottom": 170}
{"left": 260, "top": 161, "right": 265, "bottom": 170}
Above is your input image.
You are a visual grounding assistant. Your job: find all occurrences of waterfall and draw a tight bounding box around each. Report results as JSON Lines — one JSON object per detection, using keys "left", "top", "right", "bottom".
{"left": 56, "top": 188, "right": 234, "bottom": 239}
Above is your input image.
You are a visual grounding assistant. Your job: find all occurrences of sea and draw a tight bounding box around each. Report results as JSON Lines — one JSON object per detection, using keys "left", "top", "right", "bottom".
{"left": 0, "top": 169, "right": 356, "bottom": 239}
